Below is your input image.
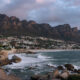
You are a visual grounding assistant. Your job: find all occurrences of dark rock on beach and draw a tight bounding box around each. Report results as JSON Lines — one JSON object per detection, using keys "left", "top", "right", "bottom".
{"left": 0, "top": 55, "right": 21, "bottom": 67}
{"left": 0, "top": 58, "right": 12, "bottom": 66}
{"left": 11, "top": 55, "right": 22, "bottom": 63}
{"left": 64, "top": 64, "right": 74, "bottom": 71}
{"left": 60, "top": 70, "right": 69, "bottom": 80}
{"left": 73, "top": 69, "right": 80, "bottom": 74}
{"left": 0, "top": 68, "right": 21, "bottom": 80}
{"left": 31, "top": 75, "right": 49, "bottom": 80}
{"left": 57, "top": 66, "right": 64, "bottom": 70}
{"left": 0, "top": 51, "right": 22, "bottom": 80}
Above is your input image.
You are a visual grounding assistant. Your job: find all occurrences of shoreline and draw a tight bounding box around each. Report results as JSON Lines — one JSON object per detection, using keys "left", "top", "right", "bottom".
{"left": 23, "top": 49, "right": 80, "bottom": 53}
{"left": 2, "top": 49, "right": 80, "bottom": 54}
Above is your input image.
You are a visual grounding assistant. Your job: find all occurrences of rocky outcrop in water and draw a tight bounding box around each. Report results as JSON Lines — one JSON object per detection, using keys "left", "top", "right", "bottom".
{"left": 64, "top": 64, "right": 74, "bottom": 71}
{"left": 11, "top": 55, "right": 21, "bottom": 63}
{"left": 30, "top": 64, "right": 80, "bottom": 80}
{"left": 0, "top": 50, "right": 21, "bottom": 80}
{"left": 0, "top": 68, "right": 21, "bottom": 80}
{"left": 0, "top": 51, "right": 21, "bottom": 66}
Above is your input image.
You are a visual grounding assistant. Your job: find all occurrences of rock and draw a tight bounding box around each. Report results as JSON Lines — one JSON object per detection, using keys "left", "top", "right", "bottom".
{"left": 64, "top": 64, "right": 74, "bottom": 71}
{"left": 31, "top": 75, "right": 40, "bottom": 80}
{"left": 11, "top": 55, "right": 21, "bottom": 63}
{"left": 0, "top": 51, "right": 8, "bottom": 61}
{"left": 77, "top": 69, "right": 80, "bottom": 74}
{"left": 74, "top": 69, "right": 80, "bottom": 74}
{"left": 0, "top": 55, "right": 7, "bottom": 61}
{"left": 0, "top": 58, "right": 12, "bottom": 66}
{"left": 60, "top": 70, "right": 69, "bottom": 80}
{"left": 73, "top": 69, "right": 78, "bottom": 73}
{"left": 53, "top": 69, "right": 60, "bottom": 78}
{"left": 0, "top": 68, "right": 21, "bottom": 80}
{"left": 31, "top": 70, "right": 60, "bottom": 80}
{"left": 31, "top": 75, "right": 48, "bottom": 80}
{"left": 27, "top": 66, "right": 36, "bottom": 70}
{"left": 57, "top": 66, "right": 64, "bottom": 70}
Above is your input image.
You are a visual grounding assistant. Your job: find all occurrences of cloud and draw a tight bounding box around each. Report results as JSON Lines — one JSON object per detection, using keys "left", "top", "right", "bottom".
{"left": 36, "top": 0, "right": 55, "bottom": 4}
{"left": 0, "top": 0, "right": 80, "bottom": 27}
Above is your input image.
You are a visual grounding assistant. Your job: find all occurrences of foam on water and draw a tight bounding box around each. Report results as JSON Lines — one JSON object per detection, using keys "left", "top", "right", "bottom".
{"left": 37, "top": 54, "right": 51, "bottom": 60}
{"left": 6, "top": 53, "right": 50, "bottom": 69}
{"left": 74, "top": 65, "right": 80, "bottom": 70}
{"left": 6, "top": 52, "right": 80, "bottom": 70}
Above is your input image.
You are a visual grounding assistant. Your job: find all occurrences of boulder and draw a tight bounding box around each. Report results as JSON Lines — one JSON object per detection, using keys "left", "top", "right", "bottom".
{"left": 0, "top": 51, "right": 8, "bottom": 61}
{"left": 73, "top": 69, "right": 78, "bottom": 73}
{"left": 77, "top": 69, "right": 80, "bottom": 74}
{"left": 31, "top": 70, "right": 60, "bottom": 80}
{"left": 0, "top": 58, "right": 12, "bottom": 66}
{"left": 64, "top": 64, "right": 74, "bottom": 71}
{"left": 57, "top": 66, "right": 64, "bottom": 70}
{"left": 11, "top": 55, "right": 21, "bottom": 63}
{"left": 60, "top": 70, "right": 69, "bottom": 80}
{"left": 31, "top": 75, "right": 48, "bottom": 80}
{"left": 0, "top": 55, "right": 7, "bottom": 61}
{"left": 0, "top": 68, "right": 21, "bottom": 80}
{"left": 74, "top": 69, "right": 80, "bottom": 74}
{"left": 53, "top": 69, "right": 60, "bottom": 78}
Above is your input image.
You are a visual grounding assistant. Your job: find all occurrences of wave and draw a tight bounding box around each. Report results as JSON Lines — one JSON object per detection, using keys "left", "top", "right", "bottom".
{"left": 6, "top": 53, "right": 50, "bottom": 69}
{"left": 37, "top": 54, "right": 51, "bottom": 60}
{"left": 74, "top": 65, "right": 80, "bottom": 70}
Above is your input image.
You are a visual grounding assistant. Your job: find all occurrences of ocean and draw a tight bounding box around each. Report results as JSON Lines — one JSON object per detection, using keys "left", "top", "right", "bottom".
{"left": 4, "top": 50, "right": 80, "bottom": 80}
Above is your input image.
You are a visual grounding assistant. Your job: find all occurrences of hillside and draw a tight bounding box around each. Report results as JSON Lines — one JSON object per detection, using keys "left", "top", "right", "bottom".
{"left": 0, "top": 14, "right": 80, "bottom": 42}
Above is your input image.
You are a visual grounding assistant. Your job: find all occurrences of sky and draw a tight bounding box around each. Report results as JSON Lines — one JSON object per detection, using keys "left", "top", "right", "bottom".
{"left": 0, "top": 0, "right": 80, "bottom": 28}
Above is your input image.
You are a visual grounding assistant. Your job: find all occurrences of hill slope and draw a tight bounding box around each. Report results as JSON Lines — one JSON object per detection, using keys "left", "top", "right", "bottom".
{"left": 0, "top": 14, "right": 80, "bottom": 42}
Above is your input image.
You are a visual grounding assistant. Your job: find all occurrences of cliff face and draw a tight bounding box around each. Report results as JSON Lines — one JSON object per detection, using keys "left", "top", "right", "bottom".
{"left": 0, "top": 14, "right": 80, "bottom": 42}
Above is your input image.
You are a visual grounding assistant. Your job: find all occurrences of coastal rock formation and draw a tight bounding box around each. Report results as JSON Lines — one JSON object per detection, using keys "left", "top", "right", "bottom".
{"left": 0, "top": 51, "right": 21, "bottom": 66}
{"left": 0, "top": 50, "right": 8, "bottom": 60}
{"left": 30, "top": 64, "right": 80, "bottom": 80}
{"left": 31, "top": 75, "right": 50, "bottom": 80}
{"left": 0, "top": 49, "right": 16, "bottom": 61}
{"left": 0, "top": 58, "right": 12, "bottom": 66}
{"left": 60, "top": 70, "right": 69, "bottom": 80}
{"left": 64, "top": 64, "right": 74, "bottom": 71}
{"left": 74, "top": 69, "right": 80, "bottom": 74}
{"left": 0, "top": 56, "right": 21, "bottom": 67}
{"left": 0, "top": 68, "right": 21, "bottom": 80}
{"left": 53, "top": 69, "right": 60, "bottom": 78}
{"left": 57, "top": 66, "right": 64, "bottom": 70}
{"left": 0, "top": 50, "right": 22, "bottom": 80}
{"left": 11, "top": 55, "right": 21, "bottom": 63}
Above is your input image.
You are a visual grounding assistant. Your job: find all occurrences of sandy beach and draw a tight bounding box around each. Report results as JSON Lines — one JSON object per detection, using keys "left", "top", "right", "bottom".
{"left": 26, "top": 49, "right": 80, "bottom": 53}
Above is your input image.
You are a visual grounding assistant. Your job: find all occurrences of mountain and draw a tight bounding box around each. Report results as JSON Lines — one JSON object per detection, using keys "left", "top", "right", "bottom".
{"left": 0, "top": 14, "right": 80, "bottom": 42}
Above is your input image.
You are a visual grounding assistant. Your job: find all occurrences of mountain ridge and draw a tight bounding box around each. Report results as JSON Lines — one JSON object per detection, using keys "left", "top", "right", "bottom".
{"left": 0, "top": 13, "right": 80, "bottom": 42}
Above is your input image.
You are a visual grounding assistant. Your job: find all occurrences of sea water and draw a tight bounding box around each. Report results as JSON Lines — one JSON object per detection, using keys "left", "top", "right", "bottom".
{"left": 4, "top": 50, "right": 80, "bottom": 80}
